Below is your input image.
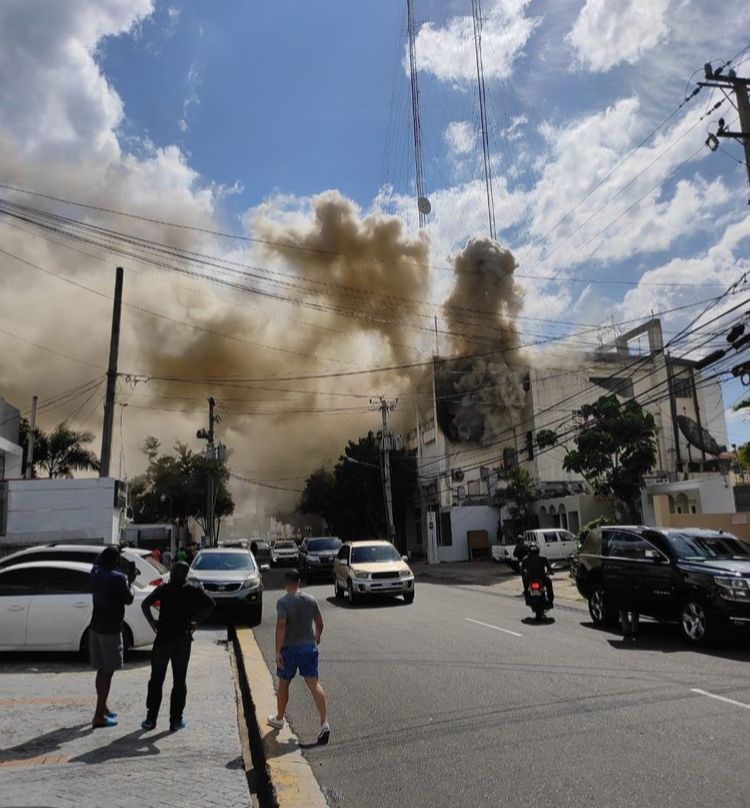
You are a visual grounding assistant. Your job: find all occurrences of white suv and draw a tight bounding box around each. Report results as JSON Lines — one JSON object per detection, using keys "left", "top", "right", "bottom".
{"left": 334, "top": 541, "right": 415, "bottom": 605}
{"left": 492, "top": 529, "right": 577, "bottom": 567}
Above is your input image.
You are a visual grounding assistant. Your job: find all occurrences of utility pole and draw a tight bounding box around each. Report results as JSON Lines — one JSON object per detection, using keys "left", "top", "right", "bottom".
{"left": 100, "top": 266, "right": 124, "bottom": 478}
{"left": 24, "top": 395, "right": 37, "bottom": 479}
{"left": 371, "top": 396, "right": 398, "bottom": 545}
{"left": 406, "top": 0, "right": 430, "bottom": 226}
{"left": 702, "top": 63, "right": 750, "bottom": 201}
{"left": 197, "top": 396, "right": 219, "bottom": 546}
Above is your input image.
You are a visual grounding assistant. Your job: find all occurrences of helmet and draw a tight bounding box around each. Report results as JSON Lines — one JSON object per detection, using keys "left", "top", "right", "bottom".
{"left": 528, "top": 544, "right": 540, "bottom": 554}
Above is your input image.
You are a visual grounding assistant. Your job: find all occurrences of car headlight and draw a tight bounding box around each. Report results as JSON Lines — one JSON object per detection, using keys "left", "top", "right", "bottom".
{"left": 399, "top": 570, "right": 413, "bottom": 579}
{"left": 352, "top": 568, "right": 370, "bottom": 580}
{"left": 307, "top": 555, "right": 320, "bottom": 564}
{"left": 241, "top": 576, "right": 262, "bottom": 590}
{"left": 714, "top": 576, "right": 749, "bottom": 599}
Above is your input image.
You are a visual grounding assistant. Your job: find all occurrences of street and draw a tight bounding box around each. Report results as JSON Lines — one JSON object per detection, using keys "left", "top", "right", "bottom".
{"left": 254, "top": 570, "right": 750, "bottom": 808}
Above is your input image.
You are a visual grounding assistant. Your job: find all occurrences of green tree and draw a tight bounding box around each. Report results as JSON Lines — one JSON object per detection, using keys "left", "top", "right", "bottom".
{"left": 500, "top": 465, "right": 538, "bottom": 540}
{"left": 299, "top": 431, "right": 417, "bottom": 547}
{"left": 538, "top": 394, "right": 656, "bottom": 522}
{"left": 31, "top": 423, "right": 100, "bottom": 478}
{"left": 129, "top": 437, "right": 234, "bottom": 539}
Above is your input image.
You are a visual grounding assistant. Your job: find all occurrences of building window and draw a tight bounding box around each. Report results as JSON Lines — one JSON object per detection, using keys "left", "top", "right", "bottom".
{"left": 670, "top": 371, "right": 693, "bottom": 399}
{"left": 438, "top": 511, "right": 452, "bottom": 547}
{"left": 467, "top": 480, "right": 481, "bottom": 498}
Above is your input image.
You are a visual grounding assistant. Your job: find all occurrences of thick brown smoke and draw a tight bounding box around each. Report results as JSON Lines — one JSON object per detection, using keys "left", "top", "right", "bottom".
{"left": 435, "top": 237, "right": 526, "bottom": 444}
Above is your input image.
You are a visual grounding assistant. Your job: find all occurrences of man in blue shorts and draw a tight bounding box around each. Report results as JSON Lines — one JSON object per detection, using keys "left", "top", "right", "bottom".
{"left": 267, "top": 569, "right": 330, "bottom": 745}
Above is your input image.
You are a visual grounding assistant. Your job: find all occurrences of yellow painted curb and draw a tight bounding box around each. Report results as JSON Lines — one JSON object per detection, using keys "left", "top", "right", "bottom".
{"left": 235, "top": 628, "right": 329, "bottom": 808}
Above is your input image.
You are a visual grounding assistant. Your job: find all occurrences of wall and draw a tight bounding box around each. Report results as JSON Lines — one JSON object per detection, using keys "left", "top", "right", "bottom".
{"left": 440, "top": 505, "right": 499, "bottom": 563}
{"left": 659, "top": 512, "right": 750, "bottom": 542}
{"left": 1, "top": 477, "right": 123, "bottom": 551}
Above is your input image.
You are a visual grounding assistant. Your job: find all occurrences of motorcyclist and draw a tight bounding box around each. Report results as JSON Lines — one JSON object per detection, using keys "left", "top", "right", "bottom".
{"left": 521, "top": 544, "right": 554, "bottom": 608}
{"left": 512, "top": 536, "right": 528, "bottom": 570}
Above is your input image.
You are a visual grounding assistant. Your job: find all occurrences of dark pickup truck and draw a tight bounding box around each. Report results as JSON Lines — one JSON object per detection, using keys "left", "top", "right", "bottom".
{"left": 575, "top": 526, "right": 750, "bottom": 644}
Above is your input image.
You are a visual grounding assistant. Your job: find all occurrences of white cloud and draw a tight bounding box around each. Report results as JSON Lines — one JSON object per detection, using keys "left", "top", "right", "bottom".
{"left": 411, "top": 0, "right": 541, "bottom": 84}
{"left": 444, "top": 121, "right": 475, "bottom": 155}
{"left": 567, "top": 0, "right": 670, "bottom": 72}
{"left": 178, "top": 60, "right": 202, "bottom": 134}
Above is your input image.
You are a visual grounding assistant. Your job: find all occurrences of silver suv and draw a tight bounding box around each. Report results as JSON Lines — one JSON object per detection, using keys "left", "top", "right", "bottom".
{"left": 188, "top": 548, "right": 264, "bottom": 623}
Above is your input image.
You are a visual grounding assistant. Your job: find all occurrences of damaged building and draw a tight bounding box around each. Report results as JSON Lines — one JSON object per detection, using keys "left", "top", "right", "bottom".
{"left": 403, "top": 318, "right": 731, "bottom": 562}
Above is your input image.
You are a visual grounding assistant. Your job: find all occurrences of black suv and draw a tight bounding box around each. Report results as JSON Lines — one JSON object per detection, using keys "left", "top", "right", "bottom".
{"left": 575, "top": 526, "right": 750, "bottom": 644}
{"left": 298, "top": 537, "right": 342, "bottom": 582}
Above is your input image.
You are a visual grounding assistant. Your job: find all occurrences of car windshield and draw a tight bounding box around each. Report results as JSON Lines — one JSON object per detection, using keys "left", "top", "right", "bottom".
{"left": 351, "top": 545, "right": 400, "bottom": 564}
{"left": 665, "top": 532, "right": 750, "bottom": 561}
{"left": 275, "top": 542, "right": 297, "bottom": 549}
{"left": 309, "top": 539, "right": 342, "bottom": 552}
{"left": 193, "top": 552, "right": 255, "bottom": 571}
{"left": 140, "top": 555, "right": 167, "bottom": 574}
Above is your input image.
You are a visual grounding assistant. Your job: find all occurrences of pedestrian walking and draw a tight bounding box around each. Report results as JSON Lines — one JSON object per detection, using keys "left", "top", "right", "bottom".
{"left": 267, "top": 570, "right": 330, "bottom": 745}
{"left": 140, "top": 562, "right": 215, "bottom": 731}
{"left": 161, "top": 547, "right": 172, "bottom": 569}
{"left": 89, "top": 545, "right": 134, "bottom": 728}
{"left": 175, "top": 547, "right": 188, "bottom": 563}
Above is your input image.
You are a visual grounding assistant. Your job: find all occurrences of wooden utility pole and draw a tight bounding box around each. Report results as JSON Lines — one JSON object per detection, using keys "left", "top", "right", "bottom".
{"left": 701, "top": 64, "right": 750, "bottom": 200}
{"left": 99, "top": 266, "right": 124, "bottom": 478}
{"left": 371, "top": 396, "right": 398, "bottom": 544}
{"left": 24, "top": 395, "right": 38, "bottom": 479}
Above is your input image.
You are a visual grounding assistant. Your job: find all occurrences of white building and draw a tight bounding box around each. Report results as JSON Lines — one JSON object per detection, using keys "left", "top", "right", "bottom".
{"left": 0, "top": 398, "right": 23, "bottom": 481}
{"left": 403, "top": 319, "right": 730, "bottom": 562}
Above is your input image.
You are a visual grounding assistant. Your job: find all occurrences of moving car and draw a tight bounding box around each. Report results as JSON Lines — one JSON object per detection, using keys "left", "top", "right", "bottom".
{"left": 298, "top": 537, "right": 342, "bottom": 581}
{"left": 333, "top": 541, "right": 415, "bottom": 605}
{"left": 188, "top": 547, "right": 263, "bottom": 623}
{"left": 492, "top": 528, "right": 577, "bottom": 568}
{"left": 0, "top": 544, "right": 168, "bottom": 586}
{"left": 575, "top": 526, "right": 750, "bottom": 644}
{"left": 269, "top": 539, "right": 299, "bottom": 567}
{"left": 0, "top": 560, "right": 155, "bottom": 652}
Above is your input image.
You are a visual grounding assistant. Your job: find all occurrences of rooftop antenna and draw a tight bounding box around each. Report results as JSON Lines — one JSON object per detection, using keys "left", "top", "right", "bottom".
{"left": 407, "top": 0, "right": 431, "bottom": 227}
{"left": 471, "top": 0, "right": 497, "bottom": 240}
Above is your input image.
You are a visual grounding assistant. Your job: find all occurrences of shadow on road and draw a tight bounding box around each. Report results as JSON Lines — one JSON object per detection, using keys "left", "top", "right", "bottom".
{"left": 581, "top": 620, "right": 750, "bottom": 660}
{"left": 69, "top": 728, "right": 172, "bottom": 764}
{"left": 325, "top": 595, "right": 409, "bottom": 610}
{"left": 521, "top": 616, "right": 556, "bottom": 626}
{"left": 0, "top": 723, "right": 90, "bottom": 763}
{"left": 0, "top": 649, "right": 151, "bottom": 674}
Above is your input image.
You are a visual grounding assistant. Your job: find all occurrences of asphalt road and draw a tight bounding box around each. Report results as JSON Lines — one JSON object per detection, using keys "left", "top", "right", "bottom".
{"left": 253, "top": 570, "right": 750, "bottom": 808}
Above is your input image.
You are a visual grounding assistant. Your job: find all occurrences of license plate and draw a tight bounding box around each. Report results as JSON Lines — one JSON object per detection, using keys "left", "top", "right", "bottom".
{"left": 529, "top": 590, "right": 542, "bottom": 597}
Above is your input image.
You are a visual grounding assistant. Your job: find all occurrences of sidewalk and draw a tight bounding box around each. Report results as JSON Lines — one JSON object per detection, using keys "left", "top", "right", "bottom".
{"left": 413, "top": 559, "right": 584, "bottom": 603}
{"left": 0, "top": 627, "right": 251, "bottom": 808}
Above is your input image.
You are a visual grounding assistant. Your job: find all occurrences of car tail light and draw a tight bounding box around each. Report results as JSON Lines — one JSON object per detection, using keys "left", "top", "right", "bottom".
{"left": 148, "top": 578, "right": 162, "bottom": 587}
{"left": 530, "top": 581, "right": 542, "bottom": 591}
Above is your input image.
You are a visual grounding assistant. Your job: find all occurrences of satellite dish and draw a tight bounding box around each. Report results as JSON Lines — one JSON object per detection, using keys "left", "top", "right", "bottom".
{"left": 418, "top": 196, "right": 432, "bottom": 215}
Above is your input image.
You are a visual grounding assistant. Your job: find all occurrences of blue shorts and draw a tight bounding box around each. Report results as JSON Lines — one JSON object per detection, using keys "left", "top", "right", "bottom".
{"left": 277, "top": 644, "right": 319, "bottom": 680}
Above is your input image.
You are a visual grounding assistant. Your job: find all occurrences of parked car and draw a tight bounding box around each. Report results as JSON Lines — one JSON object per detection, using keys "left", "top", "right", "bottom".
{"left": 0, "top": 544, "right": 168, "bottom": 586}
{"left": 492, "top": 529, "right": 577, "bottom": 569}
{"left": 575, "top": 526, "right": 750, "bottom": 644}
{"left": 333, "top": 541, "right": 415, "bottom": 605}
{"left": 188, "top": 548, "right": 263, "bottom": 623}
{"left": 248, "top": 539, "right": 271, "bottom": 566}
{"left": 0, "top": 561, "right": 155, "bottom": 652}
{"left": 269, "top": 539, "right": 299, "bottom": 567}
{"left": 298, "top": 537, "right": 342, "bottom": 581}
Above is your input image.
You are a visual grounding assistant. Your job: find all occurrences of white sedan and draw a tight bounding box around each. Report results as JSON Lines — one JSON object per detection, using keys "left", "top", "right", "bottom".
{"left": 0, "top": 561, "right": 156, "bottom": 653}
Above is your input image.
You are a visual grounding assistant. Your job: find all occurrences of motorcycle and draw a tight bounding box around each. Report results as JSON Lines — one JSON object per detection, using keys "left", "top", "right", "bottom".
{"left": 525, "top": 578, "right": 551, "bottom": 621}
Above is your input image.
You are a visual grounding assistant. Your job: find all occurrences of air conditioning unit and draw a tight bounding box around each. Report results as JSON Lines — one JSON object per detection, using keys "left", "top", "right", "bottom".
{"left": 451, "top": 468, "right": 465, "bottom": 482}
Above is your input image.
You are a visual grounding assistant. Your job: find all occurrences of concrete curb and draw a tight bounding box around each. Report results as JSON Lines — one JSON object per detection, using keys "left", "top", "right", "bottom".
{"left": 233, "top": 627, "right": 329, "bottom": 808}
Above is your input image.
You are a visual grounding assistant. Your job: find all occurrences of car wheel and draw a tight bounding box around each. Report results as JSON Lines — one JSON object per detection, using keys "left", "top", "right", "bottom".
{"left": 346, "top": 580, "right": 358, "bottom": 606}
{"left": 79, "top": 626, "right": 91, "bottom": 660}
{"left": 334, "top": 578, "right": 343, "bottom": 599}
{"left": 681, "top": 600, "right": 714, "bottom": 645}
{"left": 245, "top": 604, "right": 263, "bottom": 626}
{"left": 588, "top": 587, "right": 616, "bottom": 626}
{"left": 122, "top": 624, "right": 135, "bottom": 658}
{"left": 403, "top": 590, "right": 415, "bottom": 605}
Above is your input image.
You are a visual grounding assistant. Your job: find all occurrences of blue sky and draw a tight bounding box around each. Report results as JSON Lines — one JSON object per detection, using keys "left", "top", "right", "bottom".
{"left": 2, "top": 0, "right": 750, "bottom": 497}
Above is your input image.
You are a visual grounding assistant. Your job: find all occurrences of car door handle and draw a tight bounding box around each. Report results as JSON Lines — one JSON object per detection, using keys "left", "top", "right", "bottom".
{"left": 73, "top": 602, "right": 89, "bottom": 608}
{"left": 8, "top": 605, "right": 26, "bottom": 611}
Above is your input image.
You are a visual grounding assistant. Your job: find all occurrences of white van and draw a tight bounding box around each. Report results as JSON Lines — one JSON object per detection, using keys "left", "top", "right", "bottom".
{"left": 492, "top": 528, "right": 577, "bottom": 566}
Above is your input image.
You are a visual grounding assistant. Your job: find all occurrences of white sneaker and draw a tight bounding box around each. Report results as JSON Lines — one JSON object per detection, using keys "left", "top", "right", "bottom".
{"left": 267, "top": 714, "right": 284, "bottom": 729}
{"left": 317, "top": 722, "right": 331, "bottom": 745}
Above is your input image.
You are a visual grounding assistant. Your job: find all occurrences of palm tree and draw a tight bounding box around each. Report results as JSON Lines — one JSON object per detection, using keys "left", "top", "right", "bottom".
{"left": 35, "top": 423, "right": 100, "bottom": 478}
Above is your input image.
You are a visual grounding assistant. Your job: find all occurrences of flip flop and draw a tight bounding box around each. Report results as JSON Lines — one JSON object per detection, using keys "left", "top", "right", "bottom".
{"left": 92, "top": 716, "right": 118, "bottom": 729}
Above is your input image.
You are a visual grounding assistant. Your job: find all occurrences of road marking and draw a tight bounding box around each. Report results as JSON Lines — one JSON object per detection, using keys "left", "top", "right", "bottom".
{"left": 465, "top": 617, "right": 523, "bottom": 637}
{"left": 690, "top": 688, "right": 750, "bottom": 710}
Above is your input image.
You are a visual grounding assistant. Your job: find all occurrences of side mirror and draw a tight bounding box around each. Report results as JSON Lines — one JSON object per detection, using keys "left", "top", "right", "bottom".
{"left": 402, "top": 555, "right": 409, "bottom": 562}
{"left": 260, "top": 563, "right": 270, "bottom": 572}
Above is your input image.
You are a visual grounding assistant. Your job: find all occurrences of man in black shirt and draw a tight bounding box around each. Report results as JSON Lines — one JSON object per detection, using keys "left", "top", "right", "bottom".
{"left": 140, "top": 562, "right": 214, "bottom": 731}
{"left": 521, "top": 544, "right": 554, "bottom": 607}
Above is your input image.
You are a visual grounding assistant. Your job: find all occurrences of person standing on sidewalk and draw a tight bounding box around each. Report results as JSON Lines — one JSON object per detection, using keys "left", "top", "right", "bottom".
{"left": 90, "top": 546, "right": 134, "bottom": 729}
{"left": 140, "top": 562, "right": 215, "bottom": 732}
{"left": 267, "top": 570, "right": 330, "bottom": 745}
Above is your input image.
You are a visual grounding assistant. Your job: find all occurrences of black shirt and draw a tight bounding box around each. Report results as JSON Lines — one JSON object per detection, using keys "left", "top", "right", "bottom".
{"left": 143, "top": 582, "right": 215, "bottom": 641}
{"left": 521, "top": 554, "right": 552, "bottom": 579}
{"left": 90, "top": 565, "right": 134, "bottom": 634}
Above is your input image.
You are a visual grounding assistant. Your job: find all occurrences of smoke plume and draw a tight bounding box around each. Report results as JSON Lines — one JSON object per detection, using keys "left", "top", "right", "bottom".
{"left": 435, "top": 237, "right": 526, "bottom": 444}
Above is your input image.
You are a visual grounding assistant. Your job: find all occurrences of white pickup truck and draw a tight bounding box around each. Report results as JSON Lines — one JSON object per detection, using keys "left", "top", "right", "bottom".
{"left": 492, "top": 528, "right": 578, "bottom": 568}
